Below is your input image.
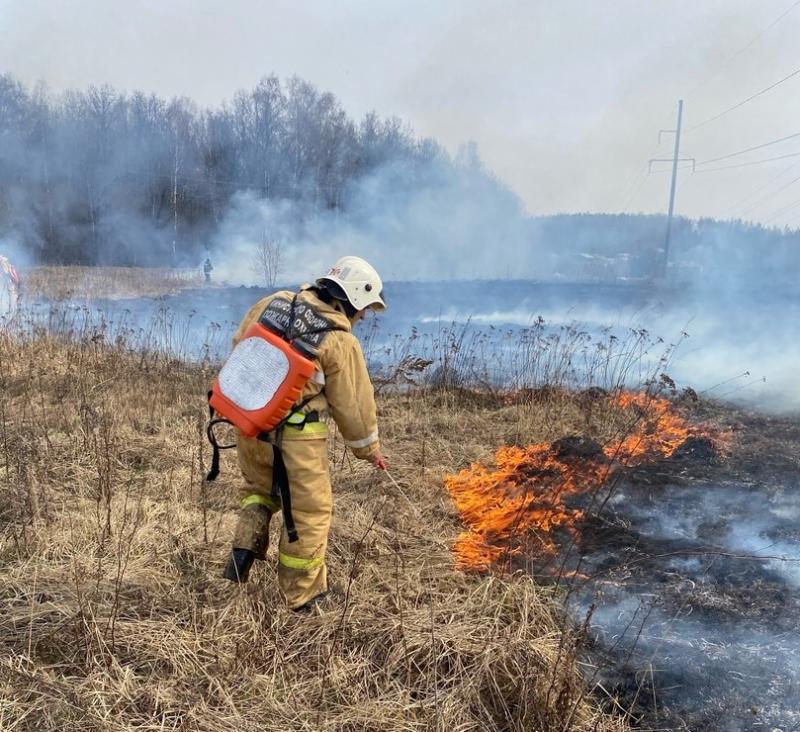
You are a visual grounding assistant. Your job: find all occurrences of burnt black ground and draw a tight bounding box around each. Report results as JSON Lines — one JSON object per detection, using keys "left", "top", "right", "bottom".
{"left": 558, "top": 403, "right": 800, "bottom": 731}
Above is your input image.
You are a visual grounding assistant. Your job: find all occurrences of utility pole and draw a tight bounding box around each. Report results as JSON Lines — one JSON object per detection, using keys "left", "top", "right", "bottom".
{"left": 662, "top": 99, "right": 683, "bottom": 279}
{"left": 649, "top": 102, "right": 694, "bottom": 281}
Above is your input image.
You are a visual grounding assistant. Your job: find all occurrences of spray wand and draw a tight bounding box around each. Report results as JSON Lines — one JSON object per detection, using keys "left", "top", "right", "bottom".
{"left": 381, "top": 466, "right": 422, "bottom": 521}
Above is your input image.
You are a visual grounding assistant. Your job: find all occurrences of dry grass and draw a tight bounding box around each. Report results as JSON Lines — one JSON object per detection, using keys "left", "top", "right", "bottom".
{"left": 23, "top": 266, "right": 203, "bottom": 301}
{"left": 0, "top": 325, "right": 631, "bottom": 731}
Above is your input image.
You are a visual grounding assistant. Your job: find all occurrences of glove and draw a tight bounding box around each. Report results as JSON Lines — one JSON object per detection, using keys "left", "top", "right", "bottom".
{"left": 371, "top": 452, "right": 388, "bottom": 471}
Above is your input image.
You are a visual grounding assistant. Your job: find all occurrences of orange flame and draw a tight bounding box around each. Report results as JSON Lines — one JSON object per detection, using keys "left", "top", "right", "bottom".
{"left": 444, "top": 392, "right": 727, "bottom": 572}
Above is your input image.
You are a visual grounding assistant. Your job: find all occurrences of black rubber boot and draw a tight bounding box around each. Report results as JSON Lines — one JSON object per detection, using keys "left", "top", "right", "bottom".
{"left": 291, "top": 591, "right": 329, "bottom": 614}
{"left": 223, "top": 548, "right": 256, "bottom": 583}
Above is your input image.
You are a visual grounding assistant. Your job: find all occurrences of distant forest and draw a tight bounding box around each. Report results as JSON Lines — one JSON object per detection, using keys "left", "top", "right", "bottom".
{"left": 0, "top": 73, "right": 451, "bottom": 265}
{"left": 531, "top": 214, "right": 800, "bottom": 285}
{"left": 0, "top": 72, "right": 798, "bottom": 283}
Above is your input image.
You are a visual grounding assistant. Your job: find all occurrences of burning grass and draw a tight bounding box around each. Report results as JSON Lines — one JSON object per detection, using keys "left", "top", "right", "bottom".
{"left": 0, "top": 326, "right": 630, "bottom": 731}
{"left": 445, "top": 392, "right": 731, "bottom": 573}
{"left": 23, "top": 265, "right": 203, "bottom": 301}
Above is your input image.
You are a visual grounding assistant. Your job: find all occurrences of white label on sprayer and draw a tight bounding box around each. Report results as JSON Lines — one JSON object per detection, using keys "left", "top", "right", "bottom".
{"left": 218, "top": 337, "right": 290, "bottom": 411}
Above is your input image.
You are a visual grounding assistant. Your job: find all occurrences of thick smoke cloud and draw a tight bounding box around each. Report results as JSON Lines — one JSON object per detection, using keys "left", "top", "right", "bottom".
{"left": 2, "top": 73, "right": 797, "bottom": 413}
{"left": 2, "top": 72, "right": 798, "bottom": 290}
{"left": 2, "top": 73, "right": 500, "bottom": 269}
{"left": 211, "top": 149, "right": 541, "bottom": 283}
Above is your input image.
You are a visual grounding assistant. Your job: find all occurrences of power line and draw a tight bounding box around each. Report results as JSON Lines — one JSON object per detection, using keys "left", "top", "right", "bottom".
{"left": 684, "top": 0, "right": 800, "bottom": 99}
{"left": 777, "top": 204, "right": 800, "bottom": 227}
{"left": 615, "top": 138, "right": 665, "bottom": 210}
{"left": 695, "top": 150, "right": 800, "bottom": 173}
{"left": 685, "top": 65, "right": 800, "bottom": 135}
{"left": 721, "top": 159, "right": 800, "bottom": 216}
{"left": 617, "top": 163, "right": 650, "bottom": 208}
{"left": 762, "top": 193, "right": 800, "bottom": 223}
{"left": 620, "top": 169, "right": 652, "bottom": 211}
{"left": 738, "top": 173, "right": 800, "bottom": 217}
{"left": 696, "top": 131, "right": 800, "bottom": 166}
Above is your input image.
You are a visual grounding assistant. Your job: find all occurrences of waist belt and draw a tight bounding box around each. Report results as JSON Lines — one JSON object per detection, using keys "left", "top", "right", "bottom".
{"left": 285, "top": 410, "right": 320, "bottom": 427}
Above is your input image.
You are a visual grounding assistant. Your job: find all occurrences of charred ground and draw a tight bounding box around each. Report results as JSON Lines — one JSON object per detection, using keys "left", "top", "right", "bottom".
{"left": 563, "top": 401, "right": 800, "bottom": 731}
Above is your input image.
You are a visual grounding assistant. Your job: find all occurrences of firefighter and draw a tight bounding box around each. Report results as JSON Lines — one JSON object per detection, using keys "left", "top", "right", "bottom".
{"left": 223, "top": 255, "right": 387, "bottom": 612}
{"left": 203, "top": 257, "right": 213, "bottom": 284}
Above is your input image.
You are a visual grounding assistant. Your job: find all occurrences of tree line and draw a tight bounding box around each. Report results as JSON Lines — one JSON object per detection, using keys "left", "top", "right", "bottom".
{"left": 0, "top": 73, "right": 449, "bottom": 265}
{"left": 532, "top": 213, "right": 800, "bottom": 286}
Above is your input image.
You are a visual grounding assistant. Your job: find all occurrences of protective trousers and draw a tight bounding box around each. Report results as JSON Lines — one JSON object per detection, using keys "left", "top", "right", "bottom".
{"left": 234, "top": 427, "right": 331, "bottom": 609}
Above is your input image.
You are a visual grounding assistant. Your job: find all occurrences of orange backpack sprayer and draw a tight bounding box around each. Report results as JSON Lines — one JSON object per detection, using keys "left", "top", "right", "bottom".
{"left": 209, "top": 320, "right": 317, "bottom": 437}
{"left": 205, "top": 293, "right": 339, "bottom": 542}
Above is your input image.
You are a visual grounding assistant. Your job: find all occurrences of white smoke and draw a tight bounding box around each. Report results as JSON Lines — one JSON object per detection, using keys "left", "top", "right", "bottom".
{"left": 575, "top": 480, "right": 800, "bottom": 728}
{"left": 210, "top": 155, "right": 549, "bottom": 284}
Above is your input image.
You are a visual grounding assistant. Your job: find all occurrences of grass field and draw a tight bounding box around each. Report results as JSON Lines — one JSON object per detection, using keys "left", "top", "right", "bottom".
{"left": 0, "top": 309, "right": 646, "bottom": 730}
{"left": 23, "top": 266, "right": 203, "bottom": 301}
{"left": 0, "top": 265, "right": 657, "bottom": 729}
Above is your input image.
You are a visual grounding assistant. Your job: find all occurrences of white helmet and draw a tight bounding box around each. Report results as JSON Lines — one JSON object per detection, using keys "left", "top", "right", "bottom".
{"left": 316, "top": 256, "right": 386, "bottom": 311}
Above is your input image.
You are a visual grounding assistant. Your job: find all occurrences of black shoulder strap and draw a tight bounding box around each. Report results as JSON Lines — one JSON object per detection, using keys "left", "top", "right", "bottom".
{"left": 286, "top": 291, "right": 347, "bottom": 345}
{"left": 270, "top": 434, "right": 299, "bottom": 543}
{"left": 205, "top": 391, "right": 236, "bottom": 482}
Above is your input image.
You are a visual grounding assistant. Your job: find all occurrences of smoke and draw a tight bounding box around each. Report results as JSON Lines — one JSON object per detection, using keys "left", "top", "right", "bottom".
{"left": 1, "top": 73, "right": 543, "bottom": 273}
{"left": 207, "top": 182, "right": 799, "bottom": 413}
{"left": 211, "top": 152, "right": 541, "bottom": 284}
{"left": 574, "top": 481, "right": 800, "bottom": 728}
{"left": 406, "top": 283, "right": 797, "bottom": 411}
{"left": 1, "top": 75, "right": 795, "bottom": 412}
{"left": 0, "top": 233, "right": 34, "bottom": 270}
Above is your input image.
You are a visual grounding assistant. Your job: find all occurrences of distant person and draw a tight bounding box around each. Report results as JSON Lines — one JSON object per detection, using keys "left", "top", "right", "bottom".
{"left": 203, "top": 257, "right": 213, "bottom": 284}
{"left": 0, "top": 255, "right": 20, "bottom": 316}
{"left": 221, "top": 255, "right": 387, "bottom": 613}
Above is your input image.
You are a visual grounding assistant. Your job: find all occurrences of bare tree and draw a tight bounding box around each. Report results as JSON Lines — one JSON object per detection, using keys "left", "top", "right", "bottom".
{"left": 255, "top": 231, "right": 283, "bottom": 287}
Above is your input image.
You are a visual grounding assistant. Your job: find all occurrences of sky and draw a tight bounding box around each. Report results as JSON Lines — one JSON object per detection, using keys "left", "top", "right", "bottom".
{"left": 3, "top": 0, "right": 800, "bottom": 226}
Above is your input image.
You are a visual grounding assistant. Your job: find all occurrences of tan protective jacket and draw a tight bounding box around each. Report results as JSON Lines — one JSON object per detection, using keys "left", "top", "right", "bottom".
{"left": 232, "top": 286, "right": 381, "bottom": 461}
